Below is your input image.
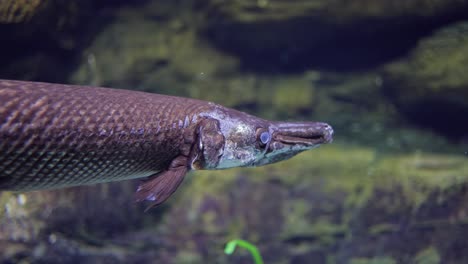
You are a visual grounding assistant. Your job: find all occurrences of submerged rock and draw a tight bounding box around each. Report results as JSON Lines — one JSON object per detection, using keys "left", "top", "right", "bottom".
{"left": 383, "top": 22, "right": 468, "bottom": 139}
{"left": 0, "top": 183, "right": 163, "bottom": 263}
{"left": 3, "top": 145, "right": 467, "bottom": 263}
{"left": 159, "top": 146, "right": 468, "bottom": 263}
{"left": 0, "top": 0, "right": 109, "bottom": 82}
{"left": 201, "top": 0, "right": 468, "bottom": 72}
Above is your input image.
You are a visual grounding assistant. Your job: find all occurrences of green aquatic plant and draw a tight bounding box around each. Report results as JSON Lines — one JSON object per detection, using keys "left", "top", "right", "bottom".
{"left": 224, "top": 239, "right": 264, "bottom": 264}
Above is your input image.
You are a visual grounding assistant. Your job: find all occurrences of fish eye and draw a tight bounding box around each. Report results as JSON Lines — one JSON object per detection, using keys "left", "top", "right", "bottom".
{"left": 260, "top": 131, "right": 271, "bottom": 145}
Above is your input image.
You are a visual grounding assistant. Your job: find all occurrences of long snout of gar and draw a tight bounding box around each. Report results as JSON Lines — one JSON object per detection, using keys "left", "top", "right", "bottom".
{"left": 273, "top": 121, "right": 333, "bottom": 146}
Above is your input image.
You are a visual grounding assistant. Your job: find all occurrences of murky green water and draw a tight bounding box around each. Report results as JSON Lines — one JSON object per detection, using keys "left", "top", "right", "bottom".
{"left": 1, "top": 1, "right": 468, "bottom": 263}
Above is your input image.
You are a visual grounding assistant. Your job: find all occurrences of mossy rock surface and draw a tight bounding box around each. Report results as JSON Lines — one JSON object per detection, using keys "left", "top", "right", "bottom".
{"left": 69, "top": 5, "right": 321, "bottom": 119}
{"left": 384, "top": 22, "right": 468, "bottom": 103}
{"left": 0, "top": 0, "right": 115, "bottom": 82}
{"left": 155, "top": 145, "right": 468, "bottom": 263}
{"left": 383, "top": 22, "right": 468, "bottom": 139}
{"left": 201, "top": 0, "right": 468, "bottom": 72}
{"left": 4, "top": 144, "right": 466, "bottom": 262}
{"left": 206, "top": 0, "right": 466, "bottom": 23}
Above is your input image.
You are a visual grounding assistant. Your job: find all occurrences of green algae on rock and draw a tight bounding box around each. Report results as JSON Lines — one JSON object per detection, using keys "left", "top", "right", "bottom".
{"left": 384, "top": 22, "right": 468, "bottom": 103}
{"left": 349, "top": 256, "right": 397, "bottom": 264}
{"left": 413, "top": 246, "right": 441, "bottom": 264}
{"left": 202, "top": 0, "right": 468, "bottom": 72}
{"left": 383, "top": 22, "right": 468, "bottom": 138}
{"left": 152, "top": 145, "right": 468, "bottom": 263}
{"left": 2, "top": 144, "right": 468, "bottom": 263}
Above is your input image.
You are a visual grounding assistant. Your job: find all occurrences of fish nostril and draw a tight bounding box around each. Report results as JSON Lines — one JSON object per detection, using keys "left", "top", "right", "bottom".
{"left": 316, "top": 123, "right": 333, "bottom": 143}
{"left": 322, "top": 124, "right": 333, "bottom": 134}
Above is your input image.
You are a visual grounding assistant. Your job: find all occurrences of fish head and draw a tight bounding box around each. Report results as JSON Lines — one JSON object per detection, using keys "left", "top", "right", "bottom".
{"left": 205, "top": 108, "right": 333, "bottom": 169}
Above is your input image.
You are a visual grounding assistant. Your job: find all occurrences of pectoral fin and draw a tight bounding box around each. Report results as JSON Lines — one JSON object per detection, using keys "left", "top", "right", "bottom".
{"left": 135, "top": 156, "right": 188, "bottom": 211}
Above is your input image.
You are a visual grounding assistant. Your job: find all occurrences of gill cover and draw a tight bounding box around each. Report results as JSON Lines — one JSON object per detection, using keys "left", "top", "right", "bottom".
{"left": 191, "top": 118, "right": 225, "bottom": 169}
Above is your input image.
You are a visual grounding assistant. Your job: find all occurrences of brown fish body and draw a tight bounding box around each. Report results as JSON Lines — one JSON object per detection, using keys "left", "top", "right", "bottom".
{"left": 0, "top": 80, "right": 211, "bottom": 191}
{"left": 0, "top": 80, "right": 333, "bottom": 208}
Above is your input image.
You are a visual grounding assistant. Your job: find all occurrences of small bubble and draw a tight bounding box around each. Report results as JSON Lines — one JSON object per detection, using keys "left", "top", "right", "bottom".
{"left": 374, "top": 76, "right": 383, "bottom": 86}
{"left": 49, "top": 234, "right": 57, "bottom": 244}
{"left": 197, "top": 72, "right": 206, "bottom": 80}
{"left": 17, "top": 194, "right": 27, "bottom": 205}
{"left": 87, "top": 54, "right": 96, "bottom": 64}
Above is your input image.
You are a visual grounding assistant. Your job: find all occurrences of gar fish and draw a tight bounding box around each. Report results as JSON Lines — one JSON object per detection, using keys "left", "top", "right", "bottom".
{"left": 0, "top": 80, "right": 333, "bottom": 209}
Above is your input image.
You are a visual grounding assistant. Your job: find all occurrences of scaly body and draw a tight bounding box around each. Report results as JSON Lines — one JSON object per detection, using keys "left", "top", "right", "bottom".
{"left": 0, "top": 80, "right": 333, "bottom": 208}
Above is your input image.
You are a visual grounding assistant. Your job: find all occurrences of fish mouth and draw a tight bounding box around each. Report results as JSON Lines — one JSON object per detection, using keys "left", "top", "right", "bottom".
{"left": 273, "top": 121, "right": 333, "bottom": 146}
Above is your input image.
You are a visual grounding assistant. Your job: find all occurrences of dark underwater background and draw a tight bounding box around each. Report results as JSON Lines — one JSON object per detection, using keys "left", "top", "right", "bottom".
{"left": 1, "top": 1, "right": 468, "bottom": 263}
